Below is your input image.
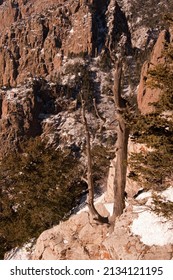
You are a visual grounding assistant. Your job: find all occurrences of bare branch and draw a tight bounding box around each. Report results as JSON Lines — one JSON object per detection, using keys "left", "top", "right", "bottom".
{"left": 113, "top": 59, "right": 127, "bottom": 110}
{"left": 81, "top": 176, "right": 88, "bottom": 184}
{"left": 81, "top": 96, "right": 109, "bottom": 224}
{"left": 93, "top": 98, "right": 106, "bottom": 122}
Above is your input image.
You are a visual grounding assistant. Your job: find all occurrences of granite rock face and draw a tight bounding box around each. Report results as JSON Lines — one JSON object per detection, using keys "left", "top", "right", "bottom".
{"left": 137, "top": 30, "right": 171, "bottom": 114}
{"left": 117, "top": 0, "right": 173, "bottom": 49}
{"left": 0, "top": 0, "right": 131, "bottom": 157}
{"left": 0, "top": 79, "right": 56, "bottom": 157}
{"left": 0, "top": 0, "right": 93, "bottom": 86}
{"left": 32, "top": 205, "right": 112, "bottom": 260}
{"left": 0, "top": 0, "right": 131, "bottom": 87}
{"left": 31, "top": 195, "right": 173, "bottom": 260}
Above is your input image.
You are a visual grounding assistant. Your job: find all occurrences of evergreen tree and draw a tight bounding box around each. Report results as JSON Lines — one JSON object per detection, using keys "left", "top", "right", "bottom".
{"left": 129, "top": 39, "right": 173, "bottom": 190}
{"left": 0, "top": 137, "right": 84, "bottom": 259}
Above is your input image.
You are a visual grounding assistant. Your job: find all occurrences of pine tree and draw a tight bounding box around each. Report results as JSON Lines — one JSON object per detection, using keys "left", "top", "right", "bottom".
{"left": 129, "top": 39, "right": 173, "bottom": 191}
{"left": 0, "top": 137, "right": 84, "bottom": 259}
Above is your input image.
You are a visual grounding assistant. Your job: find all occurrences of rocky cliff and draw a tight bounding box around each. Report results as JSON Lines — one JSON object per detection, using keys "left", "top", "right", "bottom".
{"left": 1, "top": 0, "right": 173, "bottom": 260}
{"left": 117, "top": 0, "right": 173, "bottom": 49}
{"left": 0, "top": 0, "right": 132, "bottom": 157}
{"left": 0, "top": 0, "right": 171, "bottom": 156}
{"left": 137, "top": 30, "right": 171, "bottom": 113}
{"left": 0, "top": 0, "right": 131, "bottom": 87}
{"left": 30, "top": 12, "right": 173, "bottom": 260}
{"left": 0, "top": 0, "right": 93, "bottom": 86}
{"left": 6, "top": 187, "right": 173, "bottom": 260}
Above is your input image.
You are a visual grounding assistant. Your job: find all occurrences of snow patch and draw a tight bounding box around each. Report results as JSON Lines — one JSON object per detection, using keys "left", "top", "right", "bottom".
{"left": 4, "top": 240, "right": 35, "bottom": 260}
{"left": 131, "top": 186, "right": 173, "bottom": 246}
{"left": 76, "top": 194, "right": 114, "bottom": 216}
{"left": 104, "top": 203, "right": 114, "bottom": 216}
{"left": 162, "top": 186, "right": 173, "bottom": 202}
{"left": 69, "top": 28, "right": 74, "bottom": 34}
{"left": 136, "top": 191, "right": 152, "bottom": 200}
{"left": 131, "top": 211, "right": 173, "bottom": 246}
{"left": 40, "top": 48, "right": 44, "bottom": 55}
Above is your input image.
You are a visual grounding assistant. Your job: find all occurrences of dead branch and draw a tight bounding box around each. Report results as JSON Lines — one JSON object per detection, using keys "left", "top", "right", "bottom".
{"left": 81, "top": 97, "right": 109, "bottom": 224}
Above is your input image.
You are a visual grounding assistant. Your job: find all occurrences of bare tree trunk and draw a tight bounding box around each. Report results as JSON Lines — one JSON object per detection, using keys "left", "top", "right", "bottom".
{"left": 112, "top": 59, "right": 129, "bottom": 219}
{"left": 113, "top": 114, "right": 129, "bottom": 216}
{"left": 81, "top": 99, "right": 108, "bottom": 223}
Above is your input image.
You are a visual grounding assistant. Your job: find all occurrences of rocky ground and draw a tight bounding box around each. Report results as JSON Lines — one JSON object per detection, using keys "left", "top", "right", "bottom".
{"left": 5, "top": 186, "right": 173, "bottom": 260}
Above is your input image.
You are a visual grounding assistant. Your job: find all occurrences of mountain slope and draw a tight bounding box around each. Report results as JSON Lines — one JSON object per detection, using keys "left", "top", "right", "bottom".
{"left": 0, "top": 0, "right": 173, "bottom": 260}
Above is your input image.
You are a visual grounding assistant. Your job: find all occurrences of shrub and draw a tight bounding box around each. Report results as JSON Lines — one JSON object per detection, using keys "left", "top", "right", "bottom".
{"left": 152, "top": 193, "right": 173, "bottom": 219}
{"left": 129, "top": 40, "right": 173, "bottom": 191}
{"left": 0, "top": 137, "right": 84, "bottom": 259}
{"left": 98, "top": 51, "right": 112, "bottom": 73}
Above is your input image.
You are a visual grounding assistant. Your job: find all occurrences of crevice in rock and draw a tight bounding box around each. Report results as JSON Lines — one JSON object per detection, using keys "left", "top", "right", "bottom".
{"left": 42, "top": 23, "right": 49, "bottom": 44}
{"left": 0, "top": 96, "right": 2, "bottom": 118}
{"left": 91, "top": 0, "right": 110, "bottom": 55}
{"left": 106, "top": 0, "right": 132, "bottom": 56}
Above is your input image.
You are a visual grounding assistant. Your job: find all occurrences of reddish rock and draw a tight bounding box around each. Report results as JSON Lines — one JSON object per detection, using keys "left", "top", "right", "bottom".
{"left": 0, "top": 1, "right": 93, "bottom": 86}
{"left": 137, "top": 30, "right": 170, "bottom": 114}
{"left": 0, "top": 0, "right": 131, "bottom": 87}
{"left": 0, "top": 79, "right": 56, "bottom": 157}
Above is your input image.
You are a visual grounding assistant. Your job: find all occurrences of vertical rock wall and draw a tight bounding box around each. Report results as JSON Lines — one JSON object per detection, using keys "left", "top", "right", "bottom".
{"left": 137, "top": 30, "right": 170, "bottom": 114}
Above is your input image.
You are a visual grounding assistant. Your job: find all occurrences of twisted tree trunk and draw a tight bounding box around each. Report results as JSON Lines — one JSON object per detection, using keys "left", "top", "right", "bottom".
{"left": 112, "top": 59, "right": 129, "bottom": 219}
{"left": 81, "top": 99, "right": 108, "bottom": 224}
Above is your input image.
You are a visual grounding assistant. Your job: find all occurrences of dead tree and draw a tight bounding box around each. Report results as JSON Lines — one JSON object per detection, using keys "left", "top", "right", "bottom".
{"left": 112, "top": 59, "right": 129, "bottom": 219}
{"left": 81, "top": 98, "right": 108, "bottom": 224}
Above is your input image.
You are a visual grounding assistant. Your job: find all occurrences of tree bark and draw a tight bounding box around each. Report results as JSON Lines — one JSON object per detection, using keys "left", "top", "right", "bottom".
{"left": 112, "top": 59, "right": 129, "bottom": 219}
{"left": 81, "top": 99, "right": 108, "bottom": 223}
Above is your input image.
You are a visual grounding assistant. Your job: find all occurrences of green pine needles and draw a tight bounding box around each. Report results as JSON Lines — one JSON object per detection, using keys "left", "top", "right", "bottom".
{"left": 129, "top": 40, "right": 173, "bottom": 191}
{"left": 0, "top": 137, "right": 84, "bottom": 259}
